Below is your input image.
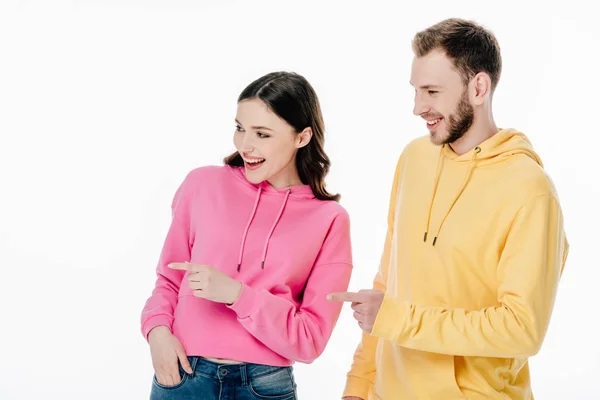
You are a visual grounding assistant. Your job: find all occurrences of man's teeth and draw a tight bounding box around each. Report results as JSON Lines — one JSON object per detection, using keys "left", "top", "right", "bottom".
{"left": 427, "top": 119, "right": 442, "bottom": 125}
{"left": 245, "top": 158, "right": 265, "bottom": 164}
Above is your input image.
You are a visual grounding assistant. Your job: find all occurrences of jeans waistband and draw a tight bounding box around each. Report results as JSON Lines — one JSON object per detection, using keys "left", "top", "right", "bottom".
{"left": 186, "top": 356, "right": 292, "bottom": 386}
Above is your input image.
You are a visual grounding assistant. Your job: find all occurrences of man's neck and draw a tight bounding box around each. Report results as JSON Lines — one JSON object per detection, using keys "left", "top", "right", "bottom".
{"left": 449, "top": 117, "right": 498, "bottom": 155}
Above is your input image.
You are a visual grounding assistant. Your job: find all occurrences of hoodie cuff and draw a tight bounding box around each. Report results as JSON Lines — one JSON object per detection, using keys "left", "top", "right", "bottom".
{"left": 343, "top": 376, "right": 373, "bottom": 399}
{"left": 227, "top": 283, "right": 261, "bottom": 319}
{"left": 142, "top": 315, "right": 173, "bottom": 341}
{"left": 371, "top": 294, "right": 408, "bottom": 342}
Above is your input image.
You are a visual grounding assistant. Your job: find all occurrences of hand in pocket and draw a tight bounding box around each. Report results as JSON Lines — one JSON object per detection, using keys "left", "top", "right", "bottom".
{"left": 148, "top": 326, "right": 193, "bottom": 386}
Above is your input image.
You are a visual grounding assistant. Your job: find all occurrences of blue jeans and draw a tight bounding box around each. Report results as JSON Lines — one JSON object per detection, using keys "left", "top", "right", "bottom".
{"left": 150, "top": 356, "right": 298, "bottom": 400}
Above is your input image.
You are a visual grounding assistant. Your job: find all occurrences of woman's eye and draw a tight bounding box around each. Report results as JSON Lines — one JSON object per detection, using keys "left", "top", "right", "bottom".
{"left": 257, "top": 132, "right": 269, "bottom": 138}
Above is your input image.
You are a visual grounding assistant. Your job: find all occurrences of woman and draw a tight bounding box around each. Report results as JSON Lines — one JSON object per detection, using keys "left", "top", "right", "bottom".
{"left": 141, "top": 71, "right": 353, "bottom": 400}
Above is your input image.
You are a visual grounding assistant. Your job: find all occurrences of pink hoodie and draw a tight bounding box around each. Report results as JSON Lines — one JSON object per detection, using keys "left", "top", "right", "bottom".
{"left": 141, "top": 165, "right": 353, "bottom": 366}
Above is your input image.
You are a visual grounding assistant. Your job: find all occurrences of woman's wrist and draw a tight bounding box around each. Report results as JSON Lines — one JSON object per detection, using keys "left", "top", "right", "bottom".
{"left": 148, "top": 325, "right": 170, "bottom": 342}
{"left": 227, "top": 281, "right": 243, "bottom": 305}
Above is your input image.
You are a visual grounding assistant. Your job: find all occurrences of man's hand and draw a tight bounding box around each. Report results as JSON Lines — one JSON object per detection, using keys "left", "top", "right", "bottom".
{"left": 169, "top": 262, "right": 242, "bottom": 305}
{"left": 328, "top": 289, "right": 384, "bottom": 333}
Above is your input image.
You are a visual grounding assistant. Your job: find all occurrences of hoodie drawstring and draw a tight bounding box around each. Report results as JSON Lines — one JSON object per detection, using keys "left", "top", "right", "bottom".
{"left": 260, "top": 189, "right": 291, "bottom": 269}
{"left": 424, "top": 146, "right": 445, "bottom": 243}
{"left": 424, "top": 146, "right": 481, "bottom": 246}
{"left": 237, "top": 188, "right": 291, "bottom": 272}
{"left": 237, "top": 187, "right": 262, "bottom": 272}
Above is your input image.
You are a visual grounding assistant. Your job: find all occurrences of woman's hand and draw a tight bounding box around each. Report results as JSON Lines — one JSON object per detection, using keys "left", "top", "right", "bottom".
{"left": 169, "top": 262, "right": 243, "bottom": 305}
{"left": 148, "top": 326, "right": 193, "bottom": 386}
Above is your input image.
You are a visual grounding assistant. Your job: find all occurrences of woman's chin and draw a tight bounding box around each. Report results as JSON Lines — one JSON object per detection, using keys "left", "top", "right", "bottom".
{"left": 244, "top": 168, "right": 267, "bottom": 184}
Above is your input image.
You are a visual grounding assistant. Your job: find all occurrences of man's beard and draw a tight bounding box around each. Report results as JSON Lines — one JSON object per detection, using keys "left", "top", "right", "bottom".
{"left": 441, "top": 89, "right": 474, "bottom": 145}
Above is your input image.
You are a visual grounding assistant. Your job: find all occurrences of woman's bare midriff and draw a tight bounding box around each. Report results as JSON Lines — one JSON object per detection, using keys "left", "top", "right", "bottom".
{"left": 201, "top": 356, "right": 243, "bottom": 365}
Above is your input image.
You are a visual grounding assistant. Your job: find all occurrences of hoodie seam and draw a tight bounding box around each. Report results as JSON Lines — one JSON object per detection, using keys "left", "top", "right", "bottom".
{"left": 188, "top": 171, "right": 198, "bottom": 246}
{"left": 345, "top": 374, "right": 375, "bottom": 386}
{"left": 225, "top": 165, "right": 315, "bottom": 199}
{"left": 498, "top": 193, "right": 554, "bottom": 267}
{"left": 461, "top": 155, "right": 524, "bottom": 168}
{"left": 507, "top": 193, "right": 554, "bottom": 227}
{"left": 171, "top": 170, "right": 199, "bottom": 247}
{"left": 495, "top": 193, "right": 556, "bottom": 296}
{"left": 443, "top": 152, "right": 538, "bottom": 167}
{"left": 313, "top": 261, "right": 353, "bottom": 268}
{"left": 142, "top": 314, "right": 173, "bottom": 340}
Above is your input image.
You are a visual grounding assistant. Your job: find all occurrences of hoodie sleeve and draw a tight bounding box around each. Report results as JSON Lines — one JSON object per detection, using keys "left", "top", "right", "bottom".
{"left": 140, "top": 171, "right": 196, "bottom": 340}
{"left": 343, "top": 155, "right": 404, "bottom": 399}
{"left": 226, "top": 210, "right": 353, "bottom": 364}
{"left": 371, "top": 193, "right": 569, "bottom": 358}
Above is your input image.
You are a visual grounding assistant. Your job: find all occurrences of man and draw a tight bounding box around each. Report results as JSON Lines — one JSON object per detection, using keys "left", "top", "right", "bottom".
{"left": 328, "top": 18, "right": 569, "bottom": 399}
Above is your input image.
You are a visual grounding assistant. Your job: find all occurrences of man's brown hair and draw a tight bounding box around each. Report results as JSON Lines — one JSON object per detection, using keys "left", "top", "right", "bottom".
{"left": 412, "top": 18, "right": 502, "bottom": 91}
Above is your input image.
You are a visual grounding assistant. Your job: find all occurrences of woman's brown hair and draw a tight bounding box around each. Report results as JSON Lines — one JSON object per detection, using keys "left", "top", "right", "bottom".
{"left": 224, "top": 71, "right": 340, "bottom": 202}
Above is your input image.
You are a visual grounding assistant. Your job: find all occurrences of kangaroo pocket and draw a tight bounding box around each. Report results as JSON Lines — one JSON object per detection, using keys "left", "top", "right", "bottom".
{"left": 375, "top": 341, "right": 465, "bottom": 399}
{"left": 455, "top": 355, "right": 527, "bottom": 398}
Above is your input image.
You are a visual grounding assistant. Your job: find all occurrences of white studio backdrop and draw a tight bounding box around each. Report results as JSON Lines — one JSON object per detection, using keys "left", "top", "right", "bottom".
{"left": 0, "top": 1, "right": 598, "bottom": 399}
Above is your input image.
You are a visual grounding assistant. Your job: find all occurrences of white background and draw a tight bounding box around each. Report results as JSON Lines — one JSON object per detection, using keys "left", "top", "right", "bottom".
{"left": 1, "top": 0, "right": 598, "bottom": 399}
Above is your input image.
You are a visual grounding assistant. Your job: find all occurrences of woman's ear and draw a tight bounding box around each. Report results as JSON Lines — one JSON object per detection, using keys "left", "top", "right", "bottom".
{"left": 296, "top": 127, "right": 313, "bottom": 149}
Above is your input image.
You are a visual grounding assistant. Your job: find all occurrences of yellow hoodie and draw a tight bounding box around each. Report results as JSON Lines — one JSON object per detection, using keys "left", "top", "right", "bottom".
{"left": 344, "top": 129, "right": 569, "bottom": 400}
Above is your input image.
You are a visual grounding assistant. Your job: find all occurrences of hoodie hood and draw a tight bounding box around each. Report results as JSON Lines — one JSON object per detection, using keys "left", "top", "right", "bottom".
{"left": 424, "top": 129, "right": 543, "bottom": 246}
{"left": 441, "top": 128, "right": 543, "bottom": 167}
{"left": 226, "top": 165, "right": 315, "bottom": 270}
